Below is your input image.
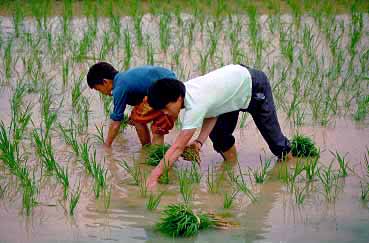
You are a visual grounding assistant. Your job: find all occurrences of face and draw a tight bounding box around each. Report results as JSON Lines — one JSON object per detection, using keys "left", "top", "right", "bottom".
{"left": 161, "top": 96, "right": 183, "bottom": 119}
{"left": 93, "top": 79, "right": 113, "bottom": 96}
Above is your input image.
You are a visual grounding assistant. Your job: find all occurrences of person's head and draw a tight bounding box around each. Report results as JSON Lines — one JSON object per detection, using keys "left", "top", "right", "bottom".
{"left": 87, "top": 62, "right": 118, "bottom": 96}
{"left": 148, "top": 78, "right": 186, "bottom": 118}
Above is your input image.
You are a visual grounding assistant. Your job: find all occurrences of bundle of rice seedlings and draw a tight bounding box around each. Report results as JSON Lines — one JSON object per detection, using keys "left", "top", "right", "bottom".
{"left": 156, "top": 204, "right": 237, "bottom": 237}
{"left": 291, "top": 134, "right": 319, "bottom": 157}
{"left": 182, "top": 144, "right": 201, "bottom": 164}
{"left": 146, "top": 144, "right": 170, "bottom": 166}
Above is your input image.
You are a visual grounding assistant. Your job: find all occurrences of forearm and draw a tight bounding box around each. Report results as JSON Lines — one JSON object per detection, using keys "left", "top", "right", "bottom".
{"left": 105, "top": 120, "right": 121, "bottom": 146}
{"left": 158, "top": 144, "right": 184, "bottom": 170}
{"left": 196, "top": 117, "right": 217, "bottom": 143}
{"left": 134, "top": 123, "right": 151, "bottom": 146}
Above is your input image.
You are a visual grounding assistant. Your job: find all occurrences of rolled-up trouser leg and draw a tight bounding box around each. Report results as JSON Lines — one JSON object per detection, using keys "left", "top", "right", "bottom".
{"left": 209, "top": 110, "right": 240, "bottom": 153}
{"left": 245, "top": 67, "right": 291, "bottom": 158}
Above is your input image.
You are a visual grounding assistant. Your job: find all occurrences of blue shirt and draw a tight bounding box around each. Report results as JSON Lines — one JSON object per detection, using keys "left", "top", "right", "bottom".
{"left": 110, "top": 65, "right": 176, "bottom": 121}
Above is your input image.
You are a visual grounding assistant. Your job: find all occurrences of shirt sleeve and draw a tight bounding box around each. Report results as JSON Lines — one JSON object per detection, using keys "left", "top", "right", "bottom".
{"left": 110, "top": 88, "right": 128, "bottom": 122}
{"left": 181, "top": 106, "right": 207, "bottom": 130}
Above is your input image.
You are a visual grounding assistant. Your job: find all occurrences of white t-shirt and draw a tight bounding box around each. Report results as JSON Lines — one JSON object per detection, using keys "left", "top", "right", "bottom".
{"left": 181, "top": 64, "right": 252, "bottom": 130}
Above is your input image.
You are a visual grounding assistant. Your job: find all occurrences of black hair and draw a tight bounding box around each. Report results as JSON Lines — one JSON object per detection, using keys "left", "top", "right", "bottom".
{"left": 86, "top": 62, "right": 118, "bottom": 89}
{"left": 148, "top": 78, "right": 186, "bottom": 110}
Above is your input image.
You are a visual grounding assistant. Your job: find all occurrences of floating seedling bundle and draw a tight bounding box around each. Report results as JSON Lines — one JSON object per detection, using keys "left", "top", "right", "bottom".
{"left": 291, "top": 134, "right": 319, "bottom": 157}
{"left": 156, "top": 204, "right": 237, "bottom": 237}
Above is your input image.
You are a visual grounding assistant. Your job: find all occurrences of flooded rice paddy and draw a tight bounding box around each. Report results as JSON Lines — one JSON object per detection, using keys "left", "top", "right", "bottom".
{"left": 0, "top": 2, "right": 368, "bottom": 243}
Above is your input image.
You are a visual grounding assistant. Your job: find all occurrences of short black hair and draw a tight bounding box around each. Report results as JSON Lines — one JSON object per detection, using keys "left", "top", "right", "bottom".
{"left": 148, "top": 78, "right": 186, "bottom": 110}
{"left": 86, "top": 62, "right": 118, "bottom": 89}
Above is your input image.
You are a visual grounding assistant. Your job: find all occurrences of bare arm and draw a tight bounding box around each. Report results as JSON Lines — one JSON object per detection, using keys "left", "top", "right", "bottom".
{"left": 133, "top": 122, "right": 151, "bottom": 146}
{"left": 196, "top": 117, "right": 217, "bottom": 144}
{"left": 105, "top": 120, "right": 121, "bottom": 146}
{"left": 147, "top": 128, "right": 196, "bottom": 187}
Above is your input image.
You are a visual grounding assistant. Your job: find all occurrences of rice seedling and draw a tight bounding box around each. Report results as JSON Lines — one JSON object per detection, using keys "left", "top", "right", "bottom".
{"left": 223, "top": 189, "right": 238, "bottom": 209}
{"left": 158, "top": 159, "right": 170, "bottom": 185}
{"left": 69, "top": 184, "right": 81, "bottom": 216}
{"left": 353, "top": 95, "right": 369, "bottom": 121}
{"left": 145, "top": 37, "right": 155, "bottom": 65}
{"left": 58, "top": 120, "right": 80, "bottom": 156}
{"left": 349, "top": 6, "right": 363, "bottom": 56}
{"left": 103, "top": 184, "right": 112, "bottom": 210}
{"left": 249, "top": 155, "right": 271, "bottom": 184}
{"left": 177, "top": 168, "right": 193, "bottom": 204}
{"left": 234, "top": 162, "right": 256, "bottom": 202}
{"left": 55, "top": 164, "right": 69, "bottom": 200}
{"left": 207, "top": 164, "right": 218, "bottom": 193}
{"left": 287, "top": 160, "right": 305, "bottom": 192}
{"left": 71, "top": 78, "right": 83, "bottom": 109}
{"left": 79, "top": 142, "right": 93, "bottom": 175}
{"left": 119, "top": 159, "right": 141, "bottom": 185}
{"left": 291, "top": 134, "right": 319, "bottom": 157}
{"left": 91, "top": 157, "right": 108, "bottom": 199}
{"left": 294, "top": 184, "right": 306, "bottom": 205}
{"left": 93, "top": 124, "right": 105, "bottom": 144}
{"left": 159, "top": 12, "right": 171, "bottom": 53}
{"left": 76, "top": 97, "right": 90, "bottom": 134}
{"left": 108, "top": 1, "right": 121, "bottom": 40}
{"left": 32, "top": 130, "right": 57, "bottom": 173}
{"left": 317, "top": 163, "right": 340, "bottom": 202}
{"left": 132, "top": 6, "right": 143, "bottom": 48}
{"left": 100, "top": 93, "right": 113, "bottom": 118}
{"left": 360, "top": 181, "right": 369, "bottom": 201}
{"left": 304, "top": 156, "right": 319, "bottom": 182}
{"left": 4, "top": 40, "right": 12, "bottom": 80}
{"left": 199, "top": 51, "right": 209, "bottom": 75}
{"left": 189, "top": 161, "right": 201, "bottom": 184}
{"left": 146, "top": 192, "right": 164, "bottom": 211}
{"left": 146, "top": 144, "right": 170, "bottom": 166}
{"left": 0, "top": 121, "right": 19, "bottom": 174}
{"left": 331, "top": 151, "right": 349, "bottom": 177}
{"left": 277, "top": 160, "right": 289, "bottom": 184}
{"left": 62, "top": 59, "right": 69, "bottom": 88}
{"left": 155, "top": 204, "right": 214, "bottom": 237}
{"left": 123, "top": 29, "right": 132, "bottom": 69}
{"left": 21, "top": 170, "right": 38, "bottom": 216}
{"left": 138, "top": 170, "right": 148, "bottom": 198}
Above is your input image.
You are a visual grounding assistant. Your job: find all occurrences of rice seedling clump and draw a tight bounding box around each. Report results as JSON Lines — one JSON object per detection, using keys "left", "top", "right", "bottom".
{"left": 291, "top": 134, "right": 319, "bottom": 157}
{"left": 156, "top": 204, "right": 214, "bottom": 237}
{"left": 146, "top": 144, "right": 170, "bottom": 166}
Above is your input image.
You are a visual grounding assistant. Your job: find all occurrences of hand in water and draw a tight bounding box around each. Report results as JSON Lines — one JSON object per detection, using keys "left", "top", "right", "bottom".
{"left": 146, "top": 166, "right": 162, "bottom": 190}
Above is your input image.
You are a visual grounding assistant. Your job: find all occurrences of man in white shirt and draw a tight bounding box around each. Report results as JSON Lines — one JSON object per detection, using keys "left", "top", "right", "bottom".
{"left": 146, "top": 64, "right": 291, "bottom": 189}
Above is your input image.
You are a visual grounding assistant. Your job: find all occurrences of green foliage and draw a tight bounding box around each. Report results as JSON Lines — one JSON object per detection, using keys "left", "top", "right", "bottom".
{"left": 291, "top": 134, "right": 319, "bottom": 157}
{"left": 119, "top": 159, "right": 141, "bottom": 185}
{"left": 146, "top": 144, "right": 170, "bottom": 166}
{"left": 249, "top": 156, "right": 271, "bottom": 184}
{"left": 223, "top": 189, "right": 238, "bottom": 209}
{"left": 146, "top": 192, "right": 164, "bottom": 211}
{"left": 177, "top": 168, "right": 193, "bottom": 204}
{"left": 69, "top": 185, "right": 81, "bottom": 216}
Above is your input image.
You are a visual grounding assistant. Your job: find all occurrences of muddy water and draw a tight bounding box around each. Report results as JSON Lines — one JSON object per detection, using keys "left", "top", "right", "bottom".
{"left": 0, "top": 114, "right": 368, "bottom": 243}
{"left": 0, "top": 13, "right": 369, "bottom": 243}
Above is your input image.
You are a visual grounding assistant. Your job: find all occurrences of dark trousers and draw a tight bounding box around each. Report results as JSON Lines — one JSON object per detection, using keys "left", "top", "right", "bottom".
{"left": 209, "top": 66, "right": 291, "bottom": 159}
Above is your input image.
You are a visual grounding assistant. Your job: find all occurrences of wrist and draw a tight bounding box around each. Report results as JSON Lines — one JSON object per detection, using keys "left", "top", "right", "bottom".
{"left": 194, "top": 139, "right": 203, "bottom": 147}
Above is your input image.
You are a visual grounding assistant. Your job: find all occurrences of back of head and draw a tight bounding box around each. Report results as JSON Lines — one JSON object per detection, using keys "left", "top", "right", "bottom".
{"left": 148, "top": 78, "right": 185, "bottom": 110}
{"left": 87, "top": 62, "right": 118, "bottom": 88}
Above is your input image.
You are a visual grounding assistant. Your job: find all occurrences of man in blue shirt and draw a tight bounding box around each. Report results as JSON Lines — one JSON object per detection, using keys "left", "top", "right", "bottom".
{"left": 87, "top": 62, "right": 177, "bottom": 147}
